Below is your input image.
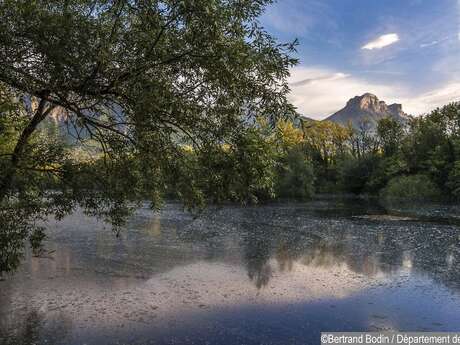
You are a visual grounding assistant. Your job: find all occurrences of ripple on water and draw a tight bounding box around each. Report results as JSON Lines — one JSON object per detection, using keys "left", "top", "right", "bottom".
{"left": 1, "top": 200, "right": 460, "bottom": 344}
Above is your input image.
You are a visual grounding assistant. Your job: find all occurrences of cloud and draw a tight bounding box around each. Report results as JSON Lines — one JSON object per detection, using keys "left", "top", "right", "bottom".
{"left": 362, "top": 33, "right": 400, "bottom": 50}
{"left": 288, "top": 67, "right": 400, "bottom": 118}
{"left": 419, "top": 35, "right": 451, "bottom": 48}
{"left": 419, "top": 40, "right": 439, "bottom": 48}
{"left": 288, "top": 66, "right": 460, "bottom": 118}
{"left": 290, "top": 73, "right": 349, "bottom": 87}
{"left": 403, "top": 83, "right": 460, "bottom": 114}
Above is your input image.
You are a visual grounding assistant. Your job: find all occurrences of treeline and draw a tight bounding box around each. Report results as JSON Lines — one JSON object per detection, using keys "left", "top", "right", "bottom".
{"left": 271, "top": 102, "right": 460, "bottom": 201}
{"left": 185, "top": 101, "right": 460, "bottom": 203}
{"left": 4, "top": 102, "right": 460, "bottom": 209}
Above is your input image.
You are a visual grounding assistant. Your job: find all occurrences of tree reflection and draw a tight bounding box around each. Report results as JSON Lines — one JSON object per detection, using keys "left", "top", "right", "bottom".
{"left": 224, "top": 205, "right": 460, "bottom": 290}
{"left": 0, "top": 308, "right": 72, "bottom": 345}
{"left": 243, "top": 231, "right": 273, "bottom": 289}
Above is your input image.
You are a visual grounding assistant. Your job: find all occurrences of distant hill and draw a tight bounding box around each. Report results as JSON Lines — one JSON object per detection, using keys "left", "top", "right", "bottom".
{"left": 324, "top": 93, "right": 409, "bottom": 131}
{"left": 299, "top": 115, "right": 316, "bottom": 122}
{"left": 295, "top": 115, "right": 318, "bottom": 127}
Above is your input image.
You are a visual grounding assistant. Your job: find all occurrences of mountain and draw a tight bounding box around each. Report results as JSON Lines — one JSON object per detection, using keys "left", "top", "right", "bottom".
{"left": 299, "top": 115, "right": 317, "bottom": 122}
{"left": 295, "top": 115, "right": 317, "bottom": 126}
{"left": 324, "top": 93, "right": 409, "bottom": 130}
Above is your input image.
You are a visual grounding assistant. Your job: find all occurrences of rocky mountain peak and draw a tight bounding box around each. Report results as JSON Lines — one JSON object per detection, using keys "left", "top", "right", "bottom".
{"left": 388, "top": 103, "right": 404, "bottom": 116}
{"left": 346, "top": 93, "right": 387, "bottom": 112}
{"left": 324, "top": 93, "right": 409, "bottom": 130}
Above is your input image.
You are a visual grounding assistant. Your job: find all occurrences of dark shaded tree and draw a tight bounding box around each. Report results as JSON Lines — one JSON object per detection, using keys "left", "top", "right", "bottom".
{"left": 0, "top": 0, "right": 297, "bottom": 273}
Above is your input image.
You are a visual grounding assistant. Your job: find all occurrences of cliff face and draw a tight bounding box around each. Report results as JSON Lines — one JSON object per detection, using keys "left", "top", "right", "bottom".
{"left": 324, "top": 93, "right": 408, "bottom": 130}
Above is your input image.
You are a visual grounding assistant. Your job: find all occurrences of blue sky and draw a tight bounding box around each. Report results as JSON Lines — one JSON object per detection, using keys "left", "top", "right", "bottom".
{"left": 261, "top": 0, "right": 460, "bottom": 118}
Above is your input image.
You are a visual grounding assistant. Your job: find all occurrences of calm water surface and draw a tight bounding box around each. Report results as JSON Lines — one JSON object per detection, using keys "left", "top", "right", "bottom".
{"left": 1, "top": 198, "right": 460, "bottom": 345}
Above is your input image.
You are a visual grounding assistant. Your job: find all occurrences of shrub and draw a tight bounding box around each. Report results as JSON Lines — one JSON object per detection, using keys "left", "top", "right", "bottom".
{"left": 337, "top": 154, "right": 380, "bottom": 194}
{"left": 380, "top": 174, "right": 441, "bottom": 201}
{"left": 276, "top": 149, "right": 315, "bottom": 200}
{"left": 447, "top": 161, "right": 460, "bottom": 198}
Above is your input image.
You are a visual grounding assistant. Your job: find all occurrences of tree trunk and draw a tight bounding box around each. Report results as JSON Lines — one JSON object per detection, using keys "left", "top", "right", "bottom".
{"left": 0, "top": 96, "right": 54, "bottom": 202}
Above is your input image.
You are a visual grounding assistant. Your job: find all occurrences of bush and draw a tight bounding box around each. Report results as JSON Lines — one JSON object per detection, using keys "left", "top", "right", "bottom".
{"left": 337, "top": 154, "right": 380, "bottom": 194}
{"left": 366, "top": 155, "right": 408, "bottom": 194}
{"left": 447, "top": 160, "right": 460, "bottom": 198}
{"left": 276, "top": 149, "right": 315, "bottom": 200}
{"left": 380, "top": 174, "right": 441, "bottom": 201}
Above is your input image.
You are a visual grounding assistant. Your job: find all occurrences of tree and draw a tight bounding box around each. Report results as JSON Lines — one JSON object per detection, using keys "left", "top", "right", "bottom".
{"left": 377, "top": 117, "right": 405, "bottom": 156}
{"left": 380, "top": 174, "right": 441, "bottom": 201}
{"left": 178, "top": 127, "right": 278, "bottom": 205}
{"left": 302, "top": 120, "right": 351, "bottom": 191}
{"left": 303, "top": 120, "right": 351, "bottom": 162}
{"left": 337, "top": 154, "right": 380, "bottom": 194}
{"left": 349, "top": 119, "right": 379, "bottom": 158}
{"left": 0, "top": 0, "right": 297, "bottom": 273}
{"left": 276, "top": 148, "right": 314, "bottom": 200}
{"left": 274, "top": 119, "right": 304, "bottom": 152}
{"left": 401, "top": 103, "right": 460, "bottom": 191}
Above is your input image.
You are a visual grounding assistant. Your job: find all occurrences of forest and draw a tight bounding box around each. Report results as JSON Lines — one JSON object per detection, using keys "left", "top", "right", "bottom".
{"left": 3, "top": 93, "right": 460, "bottom": 209}
{"left": 158, "top": 101, "right": 460, "bottom": 204}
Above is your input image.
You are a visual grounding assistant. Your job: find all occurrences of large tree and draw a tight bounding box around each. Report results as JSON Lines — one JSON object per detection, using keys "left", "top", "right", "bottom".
{"left": 0, "top": 0, "right": 297, "bottom": 273}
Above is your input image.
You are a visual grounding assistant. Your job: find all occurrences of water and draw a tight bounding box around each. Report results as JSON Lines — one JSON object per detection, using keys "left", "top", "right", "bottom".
{"left": 1, "top": 198, "right": 460, "bottom": 344}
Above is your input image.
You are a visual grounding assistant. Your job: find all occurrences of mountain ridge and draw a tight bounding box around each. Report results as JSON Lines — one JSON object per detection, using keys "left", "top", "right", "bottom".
{"left": 323, "top": 93, "right": 409, "bottom": 130}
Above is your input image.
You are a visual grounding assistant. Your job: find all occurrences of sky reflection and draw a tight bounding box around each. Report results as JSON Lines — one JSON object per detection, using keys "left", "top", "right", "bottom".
{"left": 1, "top": 200, "right": 460, "bottom": 344}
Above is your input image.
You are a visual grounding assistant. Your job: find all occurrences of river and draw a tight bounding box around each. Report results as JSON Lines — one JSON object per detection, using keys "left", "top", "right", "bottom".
{"left": 1, "top": 197, "right": 460, "bottom": 344}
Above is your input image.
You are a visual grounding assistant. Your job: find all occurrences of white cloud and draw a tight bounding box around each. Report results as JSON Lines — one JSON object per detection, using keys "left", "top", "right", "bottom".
{"left": 288, "top": 66, "right": 460, "bottom": 118}
{"left": 290, "top": 72, "right": 349, "bottom": 87}
{"left": 420, "top": 40, "right": 439, "bottom": 48}
{"left": 362, "top": 33, "right": 400, "bottom": 50}
{"left": 403, "top": 83, "right": 460, "bottom": 114}
{"left": 288, "top": 67, "right": 401, "bottom": 118}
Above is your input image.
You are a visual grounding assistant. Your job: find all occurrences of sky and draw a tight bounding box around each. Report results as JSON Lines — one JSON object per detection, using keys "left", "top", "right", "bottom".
{"left": 261, "top": 0, "right": 460, "bottom": 119}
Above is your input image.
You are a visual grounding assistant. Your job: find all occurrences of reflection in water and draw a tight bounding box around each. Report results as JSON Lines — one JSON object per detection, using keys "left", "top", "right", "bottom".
{"left": 244, "top": 231, "right": 274, "bottom": 289}
{"left": 1, "top": 199, "right": 460, "bottom": 344}
{"left": 179, "top": 203, "right": 460, "bottom": 291}
{"left": 0, "top": 306, "right": 72, "bottom": 345}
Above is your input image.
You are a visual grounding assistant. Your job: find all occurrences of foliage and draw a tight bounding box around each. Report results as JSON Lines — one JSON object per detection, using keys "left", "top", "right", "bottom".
{"left": 275, "top": 149, "right": 314, "bottom": 200}
{"left": 366, "top": 154, "right": 408, "bottom": 193}
{"left": 377, "top": 117, "right": 404, "bottom": 156}
{"left": 298, "top": 102, "right": 460, "bottom": 200}
{"left": 175, "top": 127, "right": 278, "bottom": 206}
{"left": 0, "top": 0, "right": 297, "bottom": 273}
{"left": 274, "top": 119, "right": 304, "bottom": 152}
{"left": 301, "top": 120, "right": 351, "bottom": 191}
{"left": 350, "top": 119, "right": 379, "bottom": 158}
{"left": 303, "top": 120, "right": 351, "bottom": 165}
{"left": 270, "top": 118, "right": 315, "bottom": 200}
{"left": 447, "top": 159, "right": 460, "bottom": 197}
{"left": 1, "top": 0, "right": 459, "bottom": 275}
{"left": 337, "top": 154, "right": 380, "bottom": 194}
{"left": 380, "top": 174, "right": 441, "bottom": 201}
